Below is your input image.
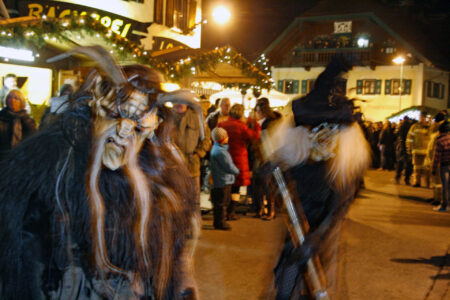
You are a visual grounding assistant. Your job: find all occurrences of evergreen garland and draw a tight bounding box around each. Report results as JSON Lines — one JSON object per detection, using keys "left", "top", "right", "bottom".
{"left": 0, "top": 15, "right": 271, "bottom": 89}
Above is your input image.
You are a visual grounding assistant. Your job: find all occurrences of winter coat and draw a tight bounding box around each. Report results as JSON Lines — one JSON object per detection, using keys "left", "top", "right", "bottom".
{"left": 172, "top": 107, "right": 211, "bottom": 177}
{"left": 206, "top": 110, "right": 229, "bottom": 130}
{"left": 218, "top": 117, "right": 260, "bottom": 186}
{"left": 406, "top": 122, "right": 431, "bottom": 155}
{"left": 0, "top": 108, "right": 36, "bottom": 160}
{"left": 210, "top": 142, "right": 240, "bottom": 188}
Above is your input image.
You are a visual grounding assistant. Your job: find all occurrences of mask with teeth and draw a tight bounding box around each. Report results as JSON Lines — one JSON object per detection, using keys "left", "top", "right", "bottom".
{"left": 88, "top": 65, "right": 163, "bottom": 170}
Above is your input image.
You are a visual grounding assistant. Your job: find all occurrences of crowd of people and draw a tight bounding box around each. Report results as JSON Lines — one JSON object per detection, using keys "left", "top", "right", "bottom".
{"left": 0, "top": 73, "right": 448, "bottom": 227}
{"left": 360, "top": 110, "right": 449, "bottom": 211}
{"left": 0, "top": 53, "right": 447, "bottom": 299}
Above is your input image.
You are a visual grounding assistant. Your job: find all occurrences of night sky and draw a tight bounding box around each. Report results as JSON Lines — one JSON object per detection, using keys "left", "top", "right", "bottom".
{"left": 201, "top": 0, "right": 450, "bottom": 64}
{"left": 201, "top": 0, "right": 318, "bottom": 60}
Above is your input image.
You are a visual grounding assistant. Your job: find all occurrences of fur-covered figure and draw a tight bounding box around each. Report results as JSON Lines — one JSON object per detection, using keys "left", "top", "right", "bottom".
{"left": 263, "top": 57, "right": 371, "bottom": 299}
{"left": 0, "top": 46, "right": 201, "bottom": 300}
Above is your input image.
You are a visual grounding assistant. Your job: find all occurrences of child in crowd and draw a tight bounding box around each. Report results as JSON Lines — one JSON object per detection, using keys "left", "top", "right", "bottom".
{"left": 210, "top": 127, "right": 240, "bottom": 230}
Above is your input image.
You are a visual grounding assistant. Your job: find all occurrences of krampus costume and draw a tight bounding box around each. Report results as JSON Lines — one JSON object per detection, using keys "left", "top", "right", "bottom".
{"left": 0, "top": 46, "right": 203, "bottom": 299}
{"left": 263, "top": 57, "right": 371, "bottom": 299}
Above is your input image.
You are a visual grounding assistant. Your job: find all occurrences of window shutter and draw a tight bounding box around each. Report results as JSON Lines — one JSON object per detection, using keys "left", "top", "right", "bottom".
{"left": 277, "top": 80, "right": 284, "bottom": 92}
{"left": 293, "top": 80, "right": 299, "bottom": 94}
{"left": 375, "top": 80, "right": 382, "bottom": 94}
{"left": 385, "top": 79, "right": 391, "bottom": 95}
{"left": 301, "top": 80, "right": 307, "bottom": 94}
{"left": 440, "top": 84, "right": 445, "bottom": 99}
{"left": 404, "top": 79, "right": 412, "bottom": 95}
{"left": 356, "top": 80, "right": 363, "bottom": 94}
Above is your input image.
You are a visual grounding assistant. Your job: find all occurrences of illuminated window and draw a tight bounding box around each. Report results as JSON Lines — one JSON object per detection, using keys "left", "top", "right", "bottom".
{"left": 356, "top": 79, "right": 381, "bottom": 95}
{"left": 426, "top": 81, "right": 445, "bottom": 99}
{"left": 164, "top": 0, "right": 198, "bottom": 33}
{"left": 300, "top": 79, "right": 315, "bottom": 94}
{"left": 385, "top": 79, "right": 412, "bottom": 95}
{"left": 277, "top": 79, "right": 299, "bottom": 94}
{"left": 154, "top": 0, "right": 163, "bottom": 24}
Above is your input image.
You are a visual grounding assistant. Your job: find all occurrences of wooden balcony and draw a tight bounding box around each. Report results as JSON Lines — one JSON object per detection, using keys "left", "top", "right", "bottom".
{"left": 293, "top": 48, "right": 372, "bottom": 66}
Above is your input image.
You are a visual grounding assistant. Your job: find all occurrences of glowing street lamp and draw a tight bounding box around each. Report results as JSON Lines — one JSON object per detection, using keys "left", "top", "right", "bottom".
{"left": 212, "top": 6, "right": 231, "bottom": 25}
{"left": 393, "top": 56, "right": 405, "bottom": 111}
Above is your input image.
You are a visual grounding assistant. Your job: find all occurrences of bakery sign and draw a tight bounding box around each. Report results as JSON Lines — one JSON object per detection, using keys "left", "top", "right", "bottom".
{"left": 334, "top": 21, "right": 352, "bottom": 34}
{"left": 18, "top": 1, "right": 149, "bottom": 41}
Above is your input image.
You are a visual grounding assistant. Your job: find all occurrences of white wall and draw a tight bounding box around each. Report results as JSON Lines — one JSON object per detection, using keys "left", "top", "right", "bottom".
{"left": 423, "top": 65, "right": 448, "bottom": 111}
{"left": 271, "top": 63, "right": 447, "bottom": 121}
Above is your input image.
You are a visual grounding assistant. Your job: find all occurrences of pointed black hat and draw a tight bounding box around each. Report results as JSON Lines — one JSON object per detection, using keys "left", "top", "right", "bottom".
{"left": 291, "top": 56, "right": 355, "bottom": 127}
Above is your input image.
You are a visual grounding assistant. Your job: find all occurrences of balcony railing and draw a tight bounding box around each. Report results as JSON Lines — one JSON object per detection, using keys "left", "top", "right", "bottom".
{"left": 293, "top": 48, "right": 372, "bottom": 66}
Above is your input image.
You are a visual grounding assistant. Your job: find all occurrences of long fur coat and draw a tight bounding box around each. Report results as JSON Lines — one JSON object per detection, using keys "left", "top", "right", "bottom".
{"left": 0, "top": 105, "right": 196, "bottom": 299}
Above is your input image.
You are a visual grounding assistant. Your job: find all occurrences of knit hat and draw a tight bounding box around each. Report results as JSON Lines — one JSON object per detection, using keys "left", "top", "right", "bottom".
{"left": 211, "top": 127, "right": 228, "bottom": 143}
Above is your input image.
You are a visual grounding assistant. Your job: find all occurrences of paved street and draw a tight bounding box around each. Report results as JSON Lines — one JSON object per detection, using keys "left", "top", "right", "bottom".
{"left": 194, "top": 169, "right": 450, "bottom": 300}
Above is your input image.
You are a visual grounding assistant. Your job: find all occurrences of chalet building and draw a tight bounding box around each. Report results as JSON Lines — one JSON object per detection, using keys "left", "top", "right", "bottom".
{"left": 263, "top": 0, "right": 449, "bottom": 121}
{"left": 6, "top": 0, "right": 202, "bottom": 51}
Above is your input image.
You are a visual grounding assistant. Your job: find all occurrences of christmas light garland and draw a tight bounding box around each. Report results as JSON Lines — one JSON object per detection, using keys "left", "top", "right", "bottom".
{"left": 0, "top": 15, "right": 271, "bottom": 89}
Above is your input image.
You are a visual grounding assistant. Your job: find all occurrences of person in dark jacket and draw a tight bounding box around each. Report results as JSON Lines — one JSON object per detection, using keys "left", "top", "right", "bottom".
{"left": 206, "top": 97, "right": 230, "bottom": 130}
{"left": 252, "top": 97, "right": 282, "bottom": 220}
{"left": 431, "top": 121, "right": 450, "bottom": 212}
{"left": 0, "top": 89, "right": 36, "bottom": 161}
{"left": 210, "top": 127, "right": 240, "bottom": 230}
{"left": 379, "top": 120, "right": 396, "bottom": 170}
{"left": 395, "top": 116, "right": 413, "bottom": 184}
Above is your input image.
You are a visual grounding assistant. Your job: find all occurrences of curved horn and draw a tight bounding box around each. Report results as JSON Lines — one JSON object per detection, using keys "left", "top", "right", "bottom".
{"left": 47, "top": 45, "right": 127, "bottom": 86}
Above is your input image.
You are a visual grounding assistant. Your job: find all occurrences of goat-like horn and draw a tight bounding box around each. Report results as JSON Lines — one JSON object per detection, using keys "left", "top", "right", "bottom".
{"left": 157, "top": 89, "right": 205, "bottom": 139}
{"left": 47, "top": 45, "right": 127, "bottom": 86}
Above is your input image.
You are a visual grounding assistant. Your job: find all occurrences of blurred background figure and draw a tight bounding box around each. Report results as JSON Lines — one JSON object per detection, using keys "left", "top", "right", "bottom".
{"left": 378, "top": 120, "right": 395, "bottom": 170}
{"left": 431, "top": 121, "right": 450, "bottom": 212}
{"left": 0, "top": 74, "right": 18, "bottom": 108}
{"left": 425, "top": 112, "right": 447, "bottom": 204}
{"left": 207, "top": 98, "right": 221, "bottom": 117}
{"left": 251, "top": 97, "right": 282, "bottom": 220}
{"left": 206, "top": 97, "right": 230, "bottom": 129}
{"left": 218, "top": 103, "right": 260, "bottom": 220}
{"left": 172, "top": 103, "right": 211, "bottom": 210}
{"left": 39, "top": 83, "right": 74, "bottom": 129}
{"left": 0, "top": 89, "right": 36, "bottom": 161}
{"left": 395, "top": 116, "right": 413, "bottom": 185}
{"left": 407, "top": 111, "right": 431, "bottom": 187}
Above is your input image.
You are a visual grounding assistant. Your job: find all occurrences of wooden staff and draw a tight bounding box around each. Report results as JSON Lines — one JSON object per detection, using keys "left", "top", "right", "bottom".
{"left": 262, "top": 131, "right": 329, "bottom": 300}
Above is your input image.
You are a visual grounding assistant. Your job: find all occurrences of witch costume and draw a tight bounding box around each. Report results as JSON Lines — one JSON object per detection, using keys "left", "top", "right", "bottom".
{"left": 263, "top": 57, "right": 371, "bottom": 299}
{"left": 0, "top": 46, "right": 203, "bottom": 300}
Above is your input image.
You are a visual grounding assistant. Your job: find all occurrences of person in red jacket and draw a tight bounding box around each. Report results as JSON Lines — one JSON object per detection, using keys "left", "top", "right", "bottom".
{"left": 218, "top": 104, "right": 260, "bottom": 220}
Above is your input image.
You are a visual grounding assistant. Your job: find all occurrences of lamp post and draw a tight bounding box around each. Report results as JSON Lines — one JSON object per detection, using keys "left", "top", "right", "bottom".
{"left": 393, "top": 56, "right": 405, "bottom": 111}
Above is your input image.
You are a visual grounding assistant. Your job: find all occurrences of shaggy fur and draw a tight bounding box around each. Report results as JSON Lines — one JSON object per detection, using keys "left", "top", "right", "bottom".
{"left": 0, "top": 103, "right": 197, "bottom": 299}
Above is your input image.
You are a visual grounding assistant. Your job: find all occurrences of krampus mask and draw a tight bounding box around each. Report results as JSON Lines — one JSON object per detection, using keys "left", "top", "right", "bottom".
{"left": 0, "top": 46, "right": 201, "bottom": 300}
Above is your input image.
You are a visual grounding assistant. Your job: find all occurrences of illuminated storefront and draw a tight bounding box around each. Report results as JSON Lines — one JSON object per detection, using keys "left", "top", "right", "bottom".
{"left": 16, "top": 0, "right": 202, "bottom": 51}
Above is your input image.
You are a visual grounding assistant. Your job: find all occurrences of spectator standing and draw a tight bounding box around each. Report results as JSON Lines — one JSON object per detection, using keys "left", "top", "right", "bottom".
{"left": 395, "top": 116, "right": 413, "bottom": 184}
{"left": 218, "top": 104, "right": 260, "bottom": 220}
{"left": 431, "top": 121, "right": 450, "bottom": 212}
{"left": 172, "top": 103, "right": 211, "bottom": 209}
{"left": 0, "top": 89, "right": 36, "bottom": 161}
{"left": 206, "top": 98, "right": 221, "bottom": 117}
{"left": 210, "top": 127, "right": 240, "bottom": 230}
{"left": 206, "top": 97, "right": 231, "bottom": 129}
{"left": 379, "top": 120, "right": 395, "bottom": 170}
{"left": 252, "top": 98, "right": 282, "bottom": 220}
{"left": 372, "top": 122, "right": 382, "bottom": 168}
{"left": 407, "top": 111, "right": 431, "bottom": 187}
{"left": 425, "top": 113, "right": 447, "bottom": 203}
{"left": 0, "top": 74, "right": 17, "bottom": 108}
